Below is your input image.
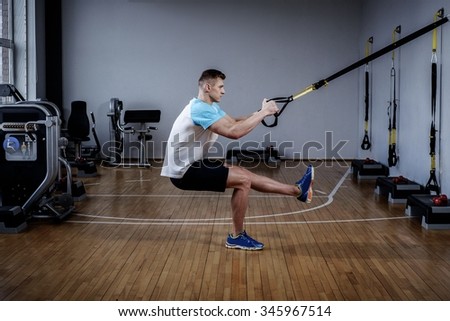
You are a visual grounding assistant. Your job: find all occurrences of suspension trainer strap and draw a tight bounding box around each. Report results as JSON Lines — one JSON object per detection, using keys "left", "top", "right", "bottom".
{"left": 388, "top": 26, "right": 401, "bottom": 167}
{"left": 426, "top": 8, "right": 444, "bottom": 194}
{"left": 361, "top": 37, "right": 373, "bottom": 150}
{"left": 262, "top": 14, "right": 449, "bottom": 127}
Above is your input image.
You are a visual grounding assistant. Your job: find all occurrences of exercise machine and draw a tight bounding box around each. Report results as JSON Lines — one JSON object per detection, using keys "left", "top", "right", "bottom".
{"left": 0, "top": 84, "right": 85, "bottom": 233}
{"left": 0, "top": 102, "right": 75, "bottom": 232}
{"left": 106, "top": 98, "right": 160, "bottom": 167}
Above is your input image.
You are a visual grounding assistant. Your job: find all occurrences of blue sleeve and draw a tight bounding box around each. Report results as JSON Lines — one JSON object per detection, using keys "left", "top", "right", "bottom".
{"left": 191, "top": 100, "right": 226, "bottom": 129}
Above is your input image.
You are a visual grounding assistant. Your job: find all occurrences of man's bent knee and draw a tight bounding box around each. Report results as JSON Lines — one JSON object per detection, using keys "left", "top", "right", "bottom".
{"left": 227, "top": 167, "right": 252, "bottom": 190}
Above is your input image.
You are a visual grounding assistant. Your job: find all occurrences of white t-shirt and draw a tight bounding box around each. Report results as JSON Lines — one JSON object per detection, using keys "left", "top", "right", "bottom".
{"left": 161, "top": 98, "right": 226, "bottom": 178}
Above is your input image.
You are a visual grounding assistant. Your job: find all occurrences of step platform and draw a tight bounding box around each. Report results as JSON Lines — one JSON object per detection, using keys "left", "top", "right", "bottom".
{"left": 375, "top": 176, "right": 428, "bottom": 204}
{"left": 405, "top": 194, "right": 450, "bottom": 229}
{"left": 0, "top": 206, "right": 28, "bottom": 233}
{"left": 351, "top": 159, "right": 389, "bottom": 180}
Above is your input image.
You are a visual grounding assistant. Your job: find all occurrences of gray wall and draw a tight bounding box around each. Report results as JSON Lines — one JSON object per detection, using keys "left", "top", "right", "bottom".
{"left": 60, "top": 0, "right": 449, "bottom": 194}
{"left": 61, "top": 0, "right": 362, "bottom": 160}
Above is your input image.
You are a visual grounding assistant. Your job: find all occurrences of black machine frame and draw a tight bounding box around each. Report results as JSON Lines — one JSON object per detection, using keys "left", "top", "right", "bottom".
{"left": 0, "top": 86, "right": 79, "bottom": 233}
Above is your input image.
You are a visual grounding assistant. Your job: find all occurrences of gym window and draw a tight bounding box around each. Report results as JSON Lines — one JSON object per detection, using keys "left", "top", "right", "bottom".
{"left": 0, "top": 0, "right": 36, "bottom": 102}
{"left": 0, "top": 0, "right": 14, "bottom": 101}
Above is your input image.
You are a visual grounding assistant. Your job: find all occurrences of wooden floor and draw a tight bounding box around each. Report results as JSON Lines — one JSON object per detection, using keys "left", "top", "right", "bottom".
{"left": 1, "top": 160, "right": 449, "bottom": 301}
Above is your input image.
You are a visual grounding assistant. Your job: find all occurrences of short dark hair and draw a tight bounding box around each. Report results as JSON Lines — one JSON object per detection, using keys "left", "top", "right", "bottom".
{"left": 198, "top": 69, "right": 226, "bottom": 86}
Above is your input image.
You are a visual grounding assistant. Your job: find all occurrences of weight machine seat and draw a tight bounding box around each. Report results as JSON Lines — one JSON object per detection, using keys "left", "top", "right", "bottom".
{"left": 67, "top": 101, "right": 91, "bottom": 159}
{"left": 123, "top": 109, "right": 161, "bottom": 139}
{"left": 67, "top": 100, "right": 90, "bottom": 143}
{"left": 123, "top": 110, "right": 161, "bottom": 124}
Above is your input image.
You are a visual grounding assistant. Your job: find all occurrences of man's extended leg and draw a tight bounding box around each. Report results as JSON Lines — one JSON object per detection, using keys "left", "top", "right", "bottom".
{"left": 226, "top": 165, "right": 301, "bottom": 198}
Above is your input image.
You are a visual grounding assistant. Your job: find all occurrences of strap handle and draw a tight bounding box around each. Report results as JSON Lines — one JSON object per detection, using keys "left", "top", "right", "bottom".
{"left": 361, "top": 134, "right": 371, "bottom": 150}
{"left": 261, "top": 96, "right": 293, "bottom": 128}
{"left": 426, "top": 169, "right": 440, "bottom": 194}
{"left": 388, "top": 142, "right": 398, "bottom": 167}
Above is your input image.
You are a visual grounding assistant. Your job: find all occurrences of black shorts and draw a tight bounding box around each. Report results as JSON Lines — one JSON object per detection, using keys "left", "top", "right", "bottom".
{"left": 170, "top": 159, "right": 229, "bottom": 192}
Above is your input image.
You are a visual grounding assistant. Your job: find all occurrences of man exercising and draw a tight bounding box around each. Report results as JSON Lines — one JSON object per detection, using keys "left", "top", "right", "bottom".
{"left": 161, "top": 69, "right": 314, "bottom": 250}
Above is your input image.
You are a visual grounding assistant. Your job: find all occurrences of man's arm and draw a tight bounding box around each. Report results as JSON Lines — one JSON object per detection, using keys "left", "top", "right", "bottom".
{"left": 209, "top": 99, "right": 279, "bottom": 139}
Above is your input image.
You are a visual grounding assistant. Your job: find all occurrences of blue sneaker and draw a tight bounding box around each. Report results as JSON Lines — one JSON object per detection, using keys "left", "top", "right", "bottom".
{"left": 225, "top": 232, "right": 264, "bottom": 250}
{"left": 242, "top": 230, "right": 264, "bottom": 248}
{"left": 296, "top": 165, "right": 314, "bottom": 203}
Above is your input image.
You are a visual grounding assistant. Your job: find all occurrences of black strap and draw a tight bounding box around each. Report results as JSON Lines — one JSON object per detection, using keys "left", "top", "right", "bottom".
{"left": 388, "top": 26, "right": 400, "bottom": 167}
{"left": 361, "top": 37, "right": 373, "bottom": 150}
{"left": 387, "top": 66, "right": 398, "bottom": 166}
{"left": 426, "top": 8, "right": 443, "bottom": 194}
{"left": 261, "top": 15, "right": 448, "bottom": 128}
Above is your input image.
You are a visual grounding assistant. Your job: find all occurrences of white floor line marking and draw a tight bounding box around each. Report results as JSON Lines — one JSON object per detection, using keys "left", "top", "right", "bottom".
{"left": 83, "top": 183, "right": 100, "bottom": 187}
{"left": 67, "top": 167, "right": 407, "bottom": 226}
{"left": 67, "top": 216, "right": 412, "bottom": 226}
{"left": 73, "top": 168, "right": 351, "bottom": 223}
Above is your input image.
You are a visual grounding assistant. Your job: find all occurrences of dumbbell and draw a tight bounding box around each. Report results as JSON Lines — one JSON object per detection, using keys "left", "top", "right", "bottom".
{"left": 432, "top": 194, "right": 448, "bottom": 206}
